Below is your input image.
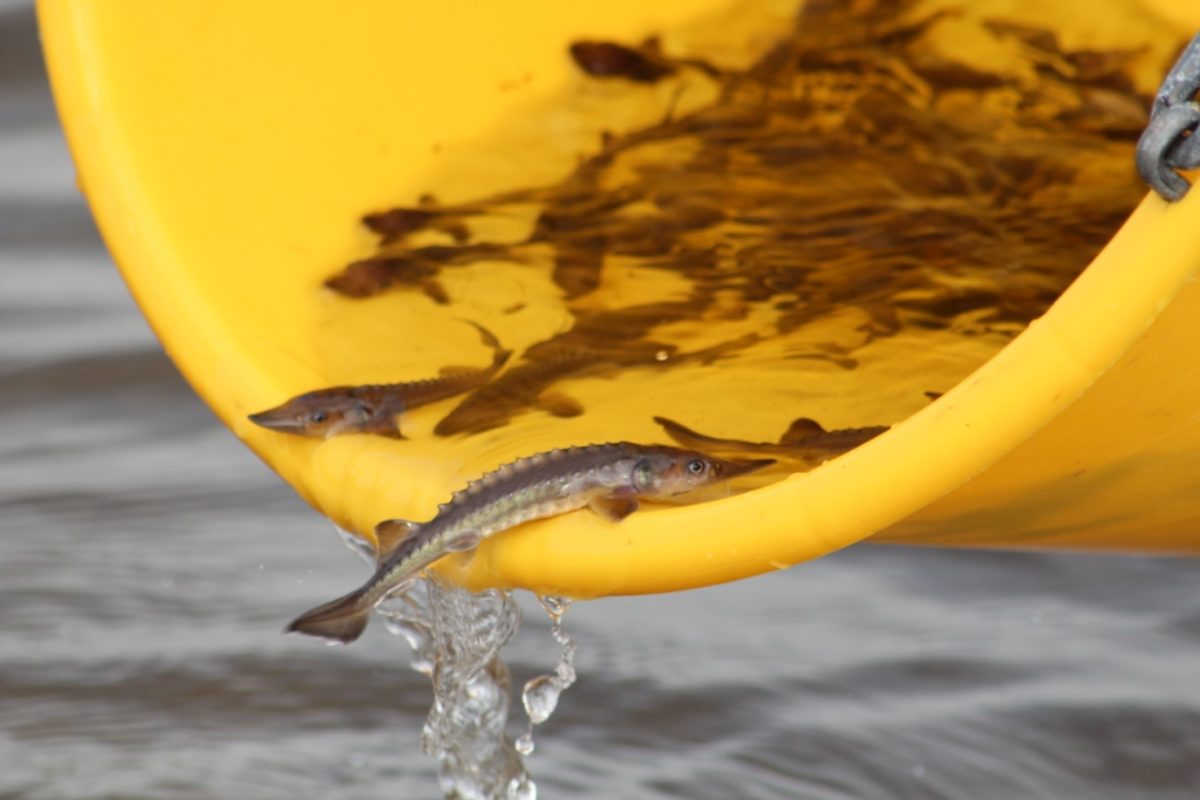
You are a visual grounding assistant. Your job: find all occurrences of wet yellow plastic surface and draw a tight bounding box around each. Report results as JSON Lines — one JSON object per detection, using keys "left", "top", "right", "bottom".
{"left": 39, "top": 0, "right": 1200, "bottom": 598}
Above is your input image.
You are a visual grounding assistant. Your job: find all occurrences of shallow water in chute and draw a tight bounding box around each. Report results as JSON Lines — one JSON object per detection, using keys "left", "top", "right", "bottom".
{"left": 312, "top": 0, "right": 1174, "bottom": 465}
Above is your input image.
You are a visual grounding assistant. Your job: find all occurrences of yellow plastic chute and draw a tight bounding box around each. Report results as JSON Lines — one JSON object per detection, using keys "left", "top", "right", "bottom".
{"left": 39, "top": 0, "right": 1200, "bottom": 599}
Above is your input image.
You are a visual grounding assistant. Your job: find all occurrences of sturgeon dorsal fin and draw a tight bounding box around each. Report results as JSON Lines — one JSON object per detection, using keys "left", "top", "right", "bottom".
{"left": 778, "top": 417, "right": 826, "bottom": 445}
{"left": 589, "top": 488, "right": 640, "bottom": 522}
{"left": 374, "top": 518, "right": 421, "bottom": 562}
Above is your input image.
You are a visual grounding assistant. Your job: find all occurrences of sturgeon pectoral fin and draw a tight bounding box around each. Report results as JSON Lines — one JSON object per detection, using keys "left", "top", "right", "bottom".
{"left": 445, "top": 530, "right": 482, "bottom": 552}
{"left": 375, "top": 518, "right": 421, "bottom": 561}
{"left": 363, "top": 416, "right": 406, "bottom": 439}
{"left": 589, "top": 490, "right": 640, "bottom": 522}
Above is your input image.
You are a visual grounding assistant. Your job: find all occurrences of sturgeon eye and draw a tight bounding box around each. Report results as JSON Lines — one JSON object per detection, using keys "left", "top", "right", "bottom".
{"left": 309, "top": 410, "right": 328, "bottom": 424}
{"left": 687, "top": 458, "right": 707, "bottom": 475}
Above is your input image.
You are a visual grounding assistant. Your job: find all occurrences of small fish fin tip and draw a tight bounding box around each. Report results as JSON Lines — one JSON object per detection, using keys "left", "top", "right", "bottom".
{"left": 459, "top": 319, "right": 503, "bottom": 350}
{"left": 589, "top": 490, "right": 640, "bottom": 522}
{"left": 368, "top": 423, "right": 406, "bottom": 439}
{"left": 491, "top": 348, "right": 513, "bottom": 370}
{"left": 652, "top": 415, "right": 716, "bottom": 446}
{"left": 652, "top": 415, "right": 690, "bottom": 435}
{"left": 374, "top": 518, "right": 421, "bottom": 561}
{"left": 286, "top": 593, "right": 370, "bottom": 644}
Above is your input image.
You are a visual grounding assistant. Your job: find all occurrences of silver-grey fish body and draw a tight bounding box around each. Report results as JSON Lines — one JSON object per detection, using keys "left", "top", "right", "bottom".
{"left": 287, "top": 441, "right": 770, "bottom": 642}
{"left": 356, "top": 443, "right": 655, "bottom": 609}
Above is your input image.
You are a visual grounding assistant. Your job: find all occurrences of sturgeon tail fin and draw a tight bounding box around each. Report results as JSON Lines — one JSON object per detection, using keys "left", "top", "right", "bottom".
{"left": 286, "top": 591, "right": 371, "bottom": 644}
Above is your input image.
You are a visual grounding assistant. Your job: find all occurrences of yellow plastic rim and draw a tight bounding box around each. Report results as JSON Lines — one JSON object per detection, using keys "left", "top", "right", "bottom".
{"left": 39, "top": 0, "right": 1200, "bottom": 598}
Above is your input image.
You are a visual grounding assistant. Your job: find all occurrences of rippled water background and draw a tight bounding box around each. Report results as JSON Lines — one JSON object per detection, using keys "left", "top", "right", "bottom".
{"left": 4, "top": 4, "right": 1200, "bottom": 798}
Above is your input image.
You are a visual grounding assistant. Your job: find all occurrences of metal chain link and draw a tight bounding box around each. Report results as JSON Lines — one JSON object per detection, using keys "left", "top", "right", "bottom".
{"left": 1136, "top": 33, "right": 1200, "bottom": 202}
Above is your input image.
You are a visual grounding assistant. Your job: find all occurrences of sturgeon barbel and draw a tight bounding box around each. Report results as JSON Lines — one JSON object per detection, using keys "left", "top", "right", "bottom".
{"left": 287, "top": 443, "right": 774, "bottom": 643}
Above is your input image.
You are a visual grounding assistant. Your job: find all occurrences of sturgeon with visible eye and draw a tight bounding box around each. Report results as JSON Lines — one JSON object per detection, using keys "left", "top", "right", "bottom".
{"left": 247, "top": 322, "right": 510, "bottom": 439}
{"left": 286, "top": 443, "right": 774, "bottom": 644}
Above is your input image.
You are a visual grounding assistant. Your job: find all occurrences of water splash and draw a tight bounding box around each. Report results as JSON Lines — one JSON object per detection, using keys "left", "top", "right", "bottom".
{"left": 516, "top": 596, "right": 577, "bottom": 756}
{"left": 377, "top": 579, "right": 534, "bottom": 800}
{"left": 372, "top": 581, "right": 581, "bottom": 798}
{"left": 334, "top": 524, "right": 377, "bottom": 566}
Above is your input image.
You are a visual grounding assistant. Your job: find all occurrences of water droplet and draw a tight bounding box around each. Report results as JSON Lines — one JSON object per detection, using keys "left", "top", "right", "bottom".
{"left": 536, "top": 594, "right": 572, "bottom": 620}
{"left": 507, "top": 774, "right": 538, "bottom": 800}
{"left": 522, "top": 674, "right": 562, "bottom": 724}
{"left": 515, "top": 732, "right": 535, "bottom": 756}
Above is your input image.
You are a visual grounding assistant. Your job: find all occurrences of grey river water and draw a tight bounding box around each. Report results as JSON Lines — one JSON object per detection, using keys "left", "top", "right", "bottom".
{"left": 3, "top": 4, "right": 1200, "bottom": 798}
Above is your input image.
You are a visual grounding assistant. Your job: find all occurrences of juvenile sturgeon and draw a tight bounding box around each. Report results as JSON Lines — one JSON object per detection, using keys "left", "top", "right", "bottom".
{"left": 248, "top": 322, "right": 510, "bottom": 439}
{"left": 287, "top": 443, "right": 774, "bottom": 643}
{"left": 654, "top": 415, "right": 889, "bottom": 465}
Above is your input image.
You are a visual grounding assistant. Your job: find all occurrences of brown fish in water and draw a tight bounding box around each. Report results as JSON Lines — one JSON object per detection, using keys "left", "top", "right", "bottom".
{"left": 325, "top": 242, "right": 515, "bottom": 302}
{"left": 248, "top": 322, "right": 510, "bottom": 439}
{"left": 287, "top": 442, "right": 774, "bottom": 643}
{"left": 331, "top": 0, "right": 1152, "bottom": 431}
{"left": 653, "top": 415, "right": 888, "bottom": 465}
{"left": 569, "top": 40, "right": 676, "bottom": 83}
